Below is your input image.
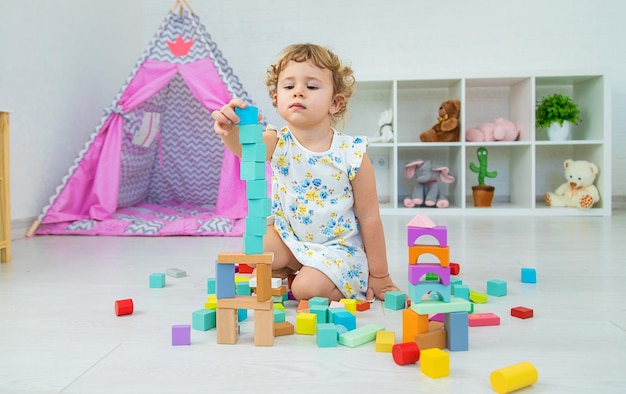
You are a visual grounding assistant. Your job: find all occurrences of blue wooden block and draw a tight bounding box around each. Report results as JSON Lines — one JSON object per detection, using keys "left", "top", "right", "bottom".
{"left": 487, "top": 279, "right": 507, "bottom": 297}
{"left": 248, "top": 198, "right": 271, "bottom": 217}
{"left": 274, "top": 309, "right": 286, "bottom": 323}
{"left": 444, "top": 311, "right": 468, "bottom": 351}
{"left": 239, "top": 124, "right": 263, "bottom": 143}
{"left": 326, "top": 307, "right": 347, "bottom": 324}
{"left": 238, "top": 308, "right": 248, "bottom": 322}
{"left": 236, "top": 281, "right": 251, "bottom": 296}
{"left": 207, "top": 277, "right": 216, "bottom": 294}
{"left": 235, "top": 106, "right": 258, "bottom": 125}
{"left": 317, "top": 323, "right": 338, "bottom": 347}
{"left": 408, "top": 282, "right": 451, "bottom": 304}
{"left": 332, "top": 310, "right": 356, "bottom": 331}
{"left": 384, "top": 291, "right": 406, "bottom": 310}
{"left": 149, "top": 273, "right": 165, "bottom": 288}
{"left": 240, "top": 161, "right": 266, "bottom": 181}
{"left": 309, "top": 305, "right": 329, "bottom": 324}
{"left": 242, "top": 143, "right": 267, "bottom": 162}
{"left": 245, "top": 216, "right": 267, "bottom": 236}
{"left": 521, "top": 268, "right": 537, "bottom": 283}
{"left": 246, "top": 180, "right": 268, "bottom": 199}
{"left": 243, "top": 235, "right": 264, "bottom": 254}
{"left": 453, "top": 284, "right": 470, "bottom": 300}
{"left": 192, "top": 309, "right": 216, "bottom": 331}
{"left": 215, "top": 262, "right": 235, "bottom": 299}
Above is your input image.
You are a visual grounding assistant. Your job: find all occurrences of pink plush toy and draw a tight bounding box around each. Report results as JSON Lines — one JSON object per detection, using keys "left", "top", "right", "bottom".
{"left": 465, "top": 117, "right": 520, "bottom": 142}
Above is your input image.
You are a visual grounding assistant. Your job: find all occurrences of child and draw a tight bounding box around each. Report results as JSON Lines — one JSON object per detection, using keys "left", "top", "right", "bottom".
{"left": 212, "top": 43, "right": 401, "bottom": 301}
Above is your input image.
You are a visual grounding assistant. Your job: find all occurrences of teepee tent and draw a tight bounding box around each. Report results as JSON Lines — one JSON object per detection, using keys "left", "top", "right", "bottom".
{"left": 27, "top": 0, "right": 267, "bottom": 237}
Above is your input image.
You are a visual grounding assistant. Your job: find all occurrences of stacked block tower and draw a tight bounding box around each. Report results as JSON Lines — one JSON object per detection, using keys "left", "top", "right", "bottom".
{"left": 403, "top": 215, "right": 472, "bottom": 353}
{"left": 214, "top": 106, "right": 276, "bottom": 346}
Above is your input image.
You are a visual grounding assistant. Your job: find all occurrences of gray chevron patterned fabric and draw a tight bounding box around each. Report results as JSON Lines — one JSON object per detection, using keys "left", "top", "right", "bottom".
{"left": 34, "top": 9, "right": 262, "bottom": 236}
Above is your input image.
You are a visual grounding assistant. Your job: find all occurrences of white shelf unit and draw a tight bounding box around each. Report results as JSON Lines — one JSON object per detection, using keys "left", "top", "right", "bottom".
{"left": 344, "top": 73, "right": 611, "bottom": 216}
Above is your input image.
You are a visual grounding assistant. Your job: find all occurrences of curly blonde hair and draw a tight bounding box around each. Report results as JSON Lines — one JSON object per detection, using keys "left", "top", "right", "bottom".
{"left": 265, "top": 43, "right": 355, "bottom": 125}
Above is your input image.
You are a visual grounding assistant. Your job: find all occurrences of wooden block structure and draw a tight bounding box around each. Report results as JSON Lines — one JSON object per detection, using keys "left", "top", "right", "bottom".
{"left": 402, "top": 215, "right": 470, "bottom": 354}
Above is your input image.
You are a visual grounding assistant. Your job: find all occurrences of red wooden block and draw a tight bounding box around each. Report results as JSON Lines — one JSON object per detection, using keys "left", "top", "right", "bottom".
{"left": 392, "top": 342, "right": 421, "bottom": 365}
{"left": 511, "top": 306, "right": 533, "bottom": 319}
{"left": 356, "top": 300, "right": 371, "bottom": 312}
{"left": 238, "top": 263, "right": 254, "bottom": 274}
{"left": 115, "top": 299, "right": 134, "bottom": 316}
{"left": 449, "top": 262, "right": 460, "bottom": 275}
{"left": 468, "top": 312, "right": 500, "bottom": 326}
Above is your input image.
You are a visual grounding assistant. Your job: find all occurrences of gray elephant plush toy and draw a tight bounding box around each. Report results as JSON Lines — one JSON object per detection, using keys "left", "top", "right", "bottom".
{"left": 403, "top": 160, "right": 455, "bottom": 208}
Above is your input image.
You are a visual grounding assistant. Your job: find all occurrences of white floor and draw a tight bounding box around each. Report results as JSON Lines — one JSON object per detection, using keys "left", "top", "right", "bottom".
{"left": 1, "top": 210, "right": 626, "bottom": 394}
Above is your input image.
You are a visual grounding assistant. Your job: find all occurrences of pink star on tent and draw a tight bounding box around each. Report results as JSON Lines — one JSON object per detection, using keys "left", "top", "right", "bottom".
{"left": 166, "top": 35, "right": 193, "bottom": 57}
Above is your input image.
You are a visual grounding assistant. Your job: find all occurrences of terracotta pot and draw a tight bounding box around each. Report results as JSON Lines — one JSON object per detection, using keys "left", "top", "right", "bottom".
{"left": 472, "top": 185, "right": 495, "bottom": 207}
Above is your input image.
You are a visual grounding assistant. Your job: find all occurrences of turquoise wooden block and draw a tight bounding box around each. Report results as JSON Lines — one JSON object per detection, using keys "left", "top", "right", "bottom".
{"left": 309, "top": 297, "right": 329, "bottom": 307}
{"left": 332, "top": 310, "right": 356, "bottom": 331}
{"left": 246, "top": 180, "right": 267, "bottom": 199}
{"left": 240, "top": 161, "right": 266, "bottom": 181}
{"left": 317, "top": 323, "right": 338, "bottom": 348}
{"left": 521, "top": 268, "right": 537, "bottom": 283}
{"left": 338, "top": 324, "right": 385, "bottom": 348}
{"left": 192, "top": 309, "right": 216, "bottom": 331}
{"left": 384, "top": 291, "right": 406, "bottom": 310}
{"left": 453, "top": 284, "right": 470, "bottom": 301}
{"left": 274, "top": 309, "right": 286, "bottom": 323}
{"left": 235, "top": 106, "right": 258, "bottom": 125}
{"left": 245, "top": 216, "right": 267, "bottom": 236}
{"left": 408, "top": 282, "right": 451, "bottom": 304}
{"left": 239, "top": 124, "right": 263, "bottom": 143}
{"left": 248, "top": 198, "right": 271, "bottom": 217}
{"left": 149, "top": 273, "right": 165, "bottom": 288}
{"left": 242, "top": 143, "right": 267, "bottom": 162}
{"left": 207, "top": 277, "right": 216, "bottom": 294}
{"left": 236, "top": 281, "right": 251, "bottom": 296}
{"left": 487, "top": 279, "right": 507, "bottom": 297}
{"left": 238, "top": 308, "right": 247, "bottom": 322}
{"left": 309, "top": 305, "right": 328, "bottom": 324}
{"left": 243, "top": 235, "right": 263, "bottom": 254}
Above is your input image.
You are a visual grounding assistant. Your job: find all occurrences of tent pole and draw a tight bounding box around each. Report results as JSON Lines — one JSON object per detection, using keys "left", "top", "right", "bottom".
{"left": 180, "top": 0, "right": 195, "bottom": 14}
{"left": 25, "top": 220, "right": 40, "bottom": 238}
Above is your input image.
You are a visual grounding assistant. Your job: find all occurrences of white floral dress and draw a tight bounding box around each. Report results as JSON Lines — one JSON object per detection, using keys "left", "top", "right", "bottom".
{"left": 270, "top": 127, "right": 369, "bottom": 299}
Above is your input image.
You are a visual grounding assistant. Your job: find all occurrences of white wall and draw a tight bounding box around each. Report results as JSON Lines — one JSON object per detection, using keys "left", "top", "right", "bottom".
{"left": 1, "top": 0, "right": 625, "bottom": 224}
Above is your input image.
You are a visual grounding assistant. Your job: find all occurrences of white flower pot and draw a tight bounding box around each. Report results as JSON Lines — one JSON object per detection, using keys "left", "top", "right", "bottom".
{"left": 547, "top": 122, "right": 571, "bottom": 141}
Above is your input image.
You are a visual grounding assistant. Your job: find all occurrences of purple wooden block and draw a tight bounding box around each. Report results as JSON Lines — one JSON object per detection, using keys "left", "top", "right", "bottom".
{"left": 408, "top": 264, "right": 451, "bottom": 285}
{"left": 430, "top": 313, "right": 445, "bottom": 322}
{"left": 407, "top": 225, "right": 447, "bottom": 247}
{"left": 172, "top": 324, "right": 191, "bottom": 346}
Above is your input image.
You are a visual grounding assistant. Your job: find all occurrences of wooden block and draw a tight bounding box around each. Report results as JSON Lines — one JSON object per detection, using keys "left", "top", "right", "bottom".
{"left": 338, "top": 324, "right": 385, "bottom": 348}
{"left": 317, "top": 323, "right": 338, "bottom": 348}
{"left": 255, "top": 263, "right": 272, "bottom": 302}
{"left": 410, "top": 296, "right": 471, "bottom": 315}
{"left": 149, "top": 273, "right": 165, "bottom": 288}
{"left": 375, "top": 331, "right": 396, "bottom": 353}
{"left": 408, "top": 264, "right": 451, "bottom": 285}
{"left": 449, "top": 262, "right": 460, "bottom": 275}
{"left": 215, "top": 263, "right": 235, "bottom": 299}
{"left": 217, "top": 296, "right": 273, "bottom": 311}
{"left": 407, "top": 224, "right": 447, "bottom": 247}
{"left": 237, "top": 263, "right": 255, "bottom": 274}
{"left": 243, "top": 235, "right": 263, "bottom": 254}
{"left": 340, "top": 298, "right": 357, "bottom": 314}
{"left": 414, "top": 321, "right": 447, "bottom": 350}
{"left": 217, "top": 252, "right": 273, "bottom": 265}
{"left": 216, "top": 308, "right": 238, "bottom": 344}
{"left": 270, "top": 285, "right": 287, "bottom": 297}
{"left": 297, "top": 299, "right": 309, "bottom": 313}
{"left": 408, "top": 245, "right": 450, "bottom": 267}
{"left": 235, "top": 106, "right": 259, "bottom": 126}
{"left": 402, "top": 308, "right": 419, "bottom": 342}
{"left": 444, "top": 312, "right": 468, "bottom": 351}
{"left": 408, "top": 281, "right": 451, "bottom": 304}
{"left": 166, "top": 268, "right": 186, "bottom": 278}
{"left": 246, "top": 180, "right": 267, "bottom": 199}
{"left": 115, "top": 299, "right": 134, "bottom": 316}
{"left": 241, "top": 142, "right": 267, "bottom": 162}
{"left": 240, "top": 161, "right": 266, "bottom": 181}
{"left": 356, "top": 300, "right": 371, "bottom": 312}
{"left": 274, "top": 321, "right": 295, "bottom": 337}
{"left": 238, "top": 124, "right": 263, "bottom": 143}
{"left": 253, "top": 308, "right": 275, "bottom": 346}
{"left": 420, "top": 348, "right": 450, "bottom": 378}
{"left": 468, "top": 312, "right": 501, "bottom": 327}
{"left": 521, "top": 268, "right": 537, "bottom": 283}
{"left": 295, "top": 313, "right": 317, "bottom": 335}
{"left": 469, "top": 290, "right": 488, "bottom": 304}
{"left": 406, "top": 214, "right": 436, "bottom": 229}
{"left": 511, "top": 306, "right": 534, "bottom": 319}
{"left": 384, "top": 291, "right": 406, "bottom": 310}
{"left": 487, "top": 279, "right": 507, "bottom": 297}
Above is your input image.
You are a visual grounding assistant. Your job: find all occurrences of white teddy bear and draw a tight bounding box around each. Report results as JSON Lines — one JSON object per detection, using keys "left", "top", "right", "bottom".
{"left": 545, "top": 159, "right": 600, "bottom": 209}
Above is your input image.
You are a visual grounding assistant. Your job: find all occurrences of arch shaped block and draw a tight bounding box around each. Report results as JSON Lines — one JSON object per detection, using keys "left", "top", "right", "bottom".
{"left": 408, "top": 245, "right": 450, "bottom": 267}
{"left": 408, "top": 264, "right": 451, "bottom": 285}
{"left": 408, "top": 282, "right": 451, "bottom": 304}
{"left": 407, "top": 225, "right": 447, "bottom": 247}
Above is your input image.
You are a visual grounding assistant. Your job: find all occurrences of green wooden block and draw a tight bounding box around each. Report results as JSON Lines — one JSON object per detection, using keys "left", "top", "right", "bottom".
{"left": 242, "top": 143, "right": 267, "bottom": 162}
{"left": 248, "top": 198, "right": 271, "bottom": 217}
{"left": 240, "top": 161, "right": 266, "bottom": 181}
{"left": 239, "top": 124, "right": 263, "bottom": 143}
{"left": 245, "top": 216, "right": 267, "bottom": 236}
{"left": 192, "top": 309, "right": 216, "bottom": 331}
{"left": 409, "top": 296, "right": 472, "bottom": 315}
{"left": 243, "top": 235, "right": 263, "bottom": 254}
{"left": 246, "top": 180, "right": 267, "bottom": 199}
{"left": 166, "top": 268, "right": 186, "bottom": 278}
{"left": 469, "top": 290, "right": 488, "bottom": 304}
{"left": 426, "top": 273, "right": 439, "bottom": 281}
{"left": 338, "top": 324, "right": 385, "bottom": 348}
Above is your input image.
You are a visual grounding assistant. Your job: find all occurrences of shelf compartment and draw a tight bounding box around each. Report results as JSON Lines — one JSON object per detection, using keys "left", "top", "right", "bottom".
{"left": 345, "top": 80, "right": 394, "bottom": 140}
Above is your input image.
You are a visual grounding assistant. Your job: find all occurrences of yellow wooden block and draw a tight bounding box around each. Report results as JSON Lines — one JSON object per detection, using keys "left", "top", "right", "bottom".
{"left": 420, "top": 348, "right": 450, "bottom": 378}
{"left": 274, "top": 302, "right": 285, "bottom": 312}
{"left": 469, "top": 290, "right": 488, "bottom": 304}
{"left": 490, "top": 361, "right": 538, "bottom": 394}
{"left": 375, "top": 331, "right": 395, "bottom": 353}
{"left": 340, "top": 298, "right": 357, "bottom": 315}
{"left": 204, "top": 294, "right": 217, "bottom": 310}
{"left": 217, "top": 252, "right": 273, "bottom": 265}
{"left": 295, "top": 312, "right": 317, "bottom": 335}
{"left": 234, "top": 275, "right": 250, "bottom": 283}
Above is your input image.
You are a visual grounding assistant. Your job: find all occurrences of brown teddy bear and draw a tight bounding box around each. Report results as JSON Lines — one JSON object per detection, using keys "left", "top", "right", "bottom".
{"left": 419, "top": 100, "right": 461, "bottom": 142}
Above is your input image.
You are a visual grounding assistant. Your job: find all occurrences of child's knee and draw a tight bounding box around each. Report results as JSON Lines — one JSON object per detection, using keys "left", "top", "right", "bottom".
{"left": 290, "top": 269, "right": 342, "bottom": 301}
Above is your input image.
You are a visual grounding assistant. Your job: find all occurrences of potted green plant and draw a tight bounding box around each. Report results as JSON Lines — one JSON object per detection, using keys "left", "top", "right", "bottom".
{"left": 469, "top": 147, "right": 497, "bottom": 207}
{"left": 535, "top": 93, "right": 581, "bottom": 141}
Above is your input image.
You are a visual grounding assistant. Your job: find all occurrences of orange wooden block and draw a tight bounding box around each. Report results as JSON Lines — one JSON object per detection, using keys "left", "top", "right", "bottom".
{"left": 217, "top": 252, "right": 273, "bottom": 265}
{"left": 356, "top": 300, "right": 371, "bottom": 312}
{"left": 274, "top": 321, "right": 295, "bottom": 337}
{"left": 253, "top": 308, "right": 274, "bottom": 346}
{"left": 408, "top": 245, "right": 450, "bottom": 267}
{"left": 271, "top": 285, "right": 287, "bottom": 297}
{"left": 216, "top": 308, "right": 238, "bottom": 344}
{"left": 217, "top": 296, "right": 273, "bottom": 311}
{"left": 255, "top": 263, "right": 272, "bottom": 302}
{"left": 402, "top": 308, "right": 419, "bottom": 342}
{"left": 414, "top": 321, "right": 447, "bottom": 350}
{"left": 297, "top": 299, "right": 309, "bottom": 313}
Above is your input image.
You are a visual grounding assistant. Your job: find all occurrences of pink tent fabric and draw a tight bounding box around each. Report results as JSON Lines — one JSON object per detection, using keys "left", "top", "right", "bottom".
{"left": 41, "top": 58, "right": 250, "bottom": 224}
